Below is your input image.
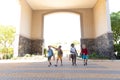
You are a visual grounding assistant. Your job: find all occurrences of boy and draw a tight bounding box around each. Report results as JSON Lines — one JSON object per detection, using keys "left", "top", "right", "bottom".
{"left": 47, "top": 46, "right": 54, "bottom": 67}
{"left": 51, "top": 45, "right": 63, "bottom": 67}
{"left": 81, "top": 44, "right": 88, "bottom": 66}
{"left": 70, "top": 43, "right": 77, "bottom": 66}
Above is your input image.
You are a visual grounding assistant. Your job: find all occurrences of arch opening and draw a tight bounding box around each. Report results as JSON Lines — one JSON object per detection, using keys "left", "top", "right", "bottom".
{"left": 43, "top": 12, "right": 81, "bottom": 57}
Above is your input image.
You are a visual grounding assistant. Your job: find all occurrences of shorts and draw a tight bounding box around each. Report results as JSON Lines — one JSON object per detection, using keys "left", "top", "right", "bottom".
{"left": 57, "top": 55, "right": 62, "bottom": 60}
{"left": 82, "top": 54, "right": 88, "bottom": 59}
{"left": 71, "top": 54, "right": 76, "bottom": 59}
{"left": 48, "top": 56, "right": 52, "bottom": 61}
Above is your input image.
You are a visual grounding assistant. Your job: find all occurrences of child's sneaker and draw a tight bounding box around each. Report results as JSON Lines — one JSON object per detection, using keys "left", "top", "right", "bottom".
{"left": 48, "top": 63, "right": 52, "bottom": 67}
{"left": 54, "top": 64, "right": 57, "bottom": 67}
{"left": 48, "top": 65, "right": 51, "bottom": 67}
{"left": 84, "top": 64, "right": 85, "bottom": 66}
{"left": 75, "top": 64, "right": 77, "bottom": 66}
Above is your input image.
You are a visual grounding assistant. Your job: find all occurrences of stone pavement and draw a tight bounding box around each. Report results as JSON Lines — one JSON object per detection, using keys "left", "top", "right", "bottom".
{"left": 0, "top": 58, "right": 120, "bottom": 80}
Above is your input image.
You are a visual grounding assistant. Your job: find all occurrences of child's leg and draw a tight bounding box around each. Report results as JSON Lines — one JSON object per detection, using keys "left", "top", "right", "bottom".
{"left": 85, "top": 55, "right": 88, "bottom": 65}
{"left": 83, "top": 55, "right": 86, "bottom": 65}
{"left": 55, "top": 57, "right": 59, "bottom": 66}
{"left": 49, "top": 60, "right": 51, "bottom": 65}
{"left": 84, "top": 59, "right": 85, "bottom": 65}
{"left": 48, "top": 56, "right": 52, "bottom": 67}
{"left": 73, "top": 54, "right": 75, "bottom": 65}
{"left": 85, "top": 59, "right": 88, "bottom": 65}
{"left": 60, "top": 57, "right": 63, "bottom": 66}
{"left": 71, "top": 54, "right": 74, "bottom": 65}
{"left": 56, "top": 58, "right": 58, "bottom": 65}
{"left": 83, "top": 56, "right": 86, "bottom": 66}
{"left": 74, "top": 54, "right": 77, "bottom": 65}
{"left": 72, "top": 54, "right": 76, "bottom": 66}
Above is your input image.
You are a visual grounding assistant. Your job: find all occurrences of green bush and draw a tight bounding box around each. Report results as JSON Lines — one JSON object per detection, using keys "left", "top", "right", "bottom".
{"left": 24, "top": 54, "right": 32, "bottom": 57}
{"left": 114, "top": 44, "right": 120, "bottom": 59}
{"left": 89, "top": 52, "right": 109, "bottom": 59}
{"left": 0, "top": 47, "right": 14, "bottom": 59}
{"left": 3, "top": 53, "right": 13, "bottom": 59}
{"left": 44, "top": 48, "right": 47, "bottom": 57}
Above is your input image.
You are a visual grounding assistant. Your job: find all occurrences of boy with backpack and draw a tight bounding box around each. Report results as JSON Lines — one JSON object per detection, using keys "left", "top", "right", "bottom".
{"left": 51, "top": 45, "right": 63, "bottom": 67}
{"left": 47, "top": 46, "right": 54, "bottom": 67}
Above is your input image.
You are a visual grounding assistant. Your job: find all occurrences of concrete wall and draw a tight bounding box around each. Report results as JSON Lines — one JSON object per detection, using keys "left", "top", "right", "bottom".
{"left": 31, "top": 9, "right": 94, "bottom": 40}
{"left": 93, "top": 0, "right": 112, "bottom": 37}
{"left": 19, "top": 0, "right": 32, "bottom": 38}
{"left": 18, "top": 0, "right": 32, "bottom": 56}
{"left": 92, "top": 0, "right": 114, "bottom": 58}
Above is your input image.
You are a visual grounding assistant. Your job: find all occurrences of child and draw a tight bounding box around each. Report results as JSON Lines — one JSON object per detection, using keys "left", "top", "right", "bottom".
{"left": 81, "top": 44, "right": 88, "bottom": 66}
{"left": 70, "top": 43, "right": 77, "bottom": 66}
{"left": 47, "top": 46, "right": 54, "bottom": 67}
{"left": 51, "top": 45, "right": 63, "bottom": 67}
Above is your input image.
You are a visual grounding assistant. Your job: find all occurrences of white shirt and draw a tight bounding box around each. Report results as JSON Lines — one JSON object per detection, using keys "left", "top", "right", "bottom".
{"left": 70, "top": 47, "right": 76, "bottom": 54}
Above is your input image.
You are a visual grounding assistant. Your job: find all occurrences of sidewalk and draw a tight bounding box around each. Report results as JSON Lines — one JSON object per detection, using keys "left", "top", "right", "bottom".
{"left": 0, "top": 58, "right": 120, "bottom": 80}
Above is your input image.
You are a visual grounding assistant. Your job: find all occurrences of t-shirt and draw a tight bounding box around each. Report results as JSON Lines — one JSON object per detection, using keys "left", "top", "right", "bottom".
{"left": 81, "top": 48, "right": 88, "bottom": 55}
{"left": 58, "top": 49, "right": 63, "bottom": 56}
{"left": 48, "top": 49, "right": 53, "bottom": 57}
{"left": 70, "top": 47, "right": 76, "bottom": 54}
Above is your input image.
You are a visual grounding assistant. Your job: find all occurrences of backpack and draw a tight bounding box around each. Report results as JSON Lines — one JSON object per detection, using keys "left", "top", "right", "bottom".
{"left": 58, "top": 49, "right": 63, "bottom": 56}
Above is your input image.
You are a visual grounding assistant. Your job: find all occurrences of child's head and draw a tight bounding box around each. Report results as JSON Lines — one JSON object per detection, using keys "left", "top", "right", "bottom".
{"left": 58, "top": 45, "right": 61, "bottom": 49}
{"left": 48, "top": 46, "right": 51, "bottom": 49}
{"left": 71, "top": 43, "right": 74, "bottom": 47}
{"left": 82, "top": 44, "right": 86, "bottom": 49}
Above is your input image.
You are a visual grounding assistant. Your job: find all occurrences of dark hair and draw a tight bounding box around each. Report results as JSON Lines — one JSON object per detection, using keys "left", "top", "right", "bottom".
{"left": 59, "top": 45, "right": 61, "bottom": 48}
{"left": 71, "top": 43, "right": 74, "bottom": 47}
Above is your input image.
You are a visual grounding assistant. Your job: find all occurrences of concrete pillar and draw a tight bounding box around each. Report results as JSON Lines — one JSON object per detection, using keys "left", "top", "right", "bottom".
{"left": 93, "top": 0, "right": 114, "bottom": 59}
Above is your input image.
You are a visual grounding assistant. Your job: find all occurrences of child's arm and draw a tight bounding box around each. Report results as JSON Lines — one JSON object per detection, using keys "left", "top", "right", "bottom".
{"left": 86, "top": 48, "right": 88, "bottom": 55}
{"left": 51, "top": 46, "right": 58, "bottom": 50}
{"left": 75, "top": 49, "right": 77, "bottom": 54}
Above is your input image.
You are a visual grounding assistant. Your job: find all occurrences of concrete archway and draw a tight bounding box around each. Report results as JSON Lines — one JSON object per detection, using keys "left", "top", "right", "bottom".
{"left": 31, "top": 9, "right": 95, "bottom": 55}
{"left": 18, "top": 0, "right": 115, "bottom": 59}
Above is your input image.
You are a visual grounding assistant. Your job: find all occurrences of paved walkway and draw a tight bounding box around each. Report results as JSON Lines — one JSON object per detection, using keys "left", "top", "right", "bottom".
{"left": 0, "top": 58, "right": 120, "bottom": 80}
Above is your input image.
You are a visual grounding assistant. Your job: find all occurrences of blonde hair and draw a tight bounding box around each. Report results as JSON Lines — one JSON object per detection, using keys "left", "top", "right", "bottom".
{"left": 82, "top": 44, "right": 86, "bottom": 49}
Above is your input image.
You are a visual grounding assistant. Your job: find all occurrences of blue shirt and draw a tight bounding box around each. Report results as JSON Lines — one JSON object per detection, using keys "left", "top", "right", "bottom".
{"left": 48, "top": 49, "right": 53, "bottom": 57}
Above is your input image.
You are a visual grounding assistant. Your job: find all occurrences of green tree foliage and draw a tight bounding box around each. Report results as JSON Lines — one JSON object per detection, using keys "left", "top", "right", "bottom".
{"left": 0, "top": 25, "right": 16, "bottom": 55}
{"left": 72, "top": 40, "right": 80, "bottom": 45}
{"left": 110, "top": 11, "right": 120, "bottom": 44}
{"left": 111, "top": 11, "right": 120, "bottom": 58}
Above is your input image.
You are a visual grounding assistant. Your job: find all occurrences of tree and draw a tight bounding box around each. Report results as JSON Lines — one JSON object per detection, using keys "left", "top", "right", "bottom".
{"left": 111, "top": 11, "right": 120, "bottom": 59}
{"left": 71, "top": 40, "right": 80, "bottom": 45}
{"left": 0, "top": 25, "right": 16, "bottom": 54}
{"left": 110, "top": 11, "right": 120, "bottom": 44}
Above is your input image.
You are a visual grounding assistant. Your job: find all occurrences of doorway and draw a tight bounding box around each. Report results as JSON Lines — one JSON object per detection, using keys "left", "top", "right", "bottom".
{"left": 43, "top": 12, "right": 81, "bottom": 57}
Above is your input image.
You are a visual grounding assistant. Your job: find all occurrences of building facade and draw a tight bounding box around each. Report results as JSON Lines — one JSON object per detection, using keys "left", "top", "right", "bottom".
{"left": 16, "top": 0, "right": 114, "bottom": 58}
